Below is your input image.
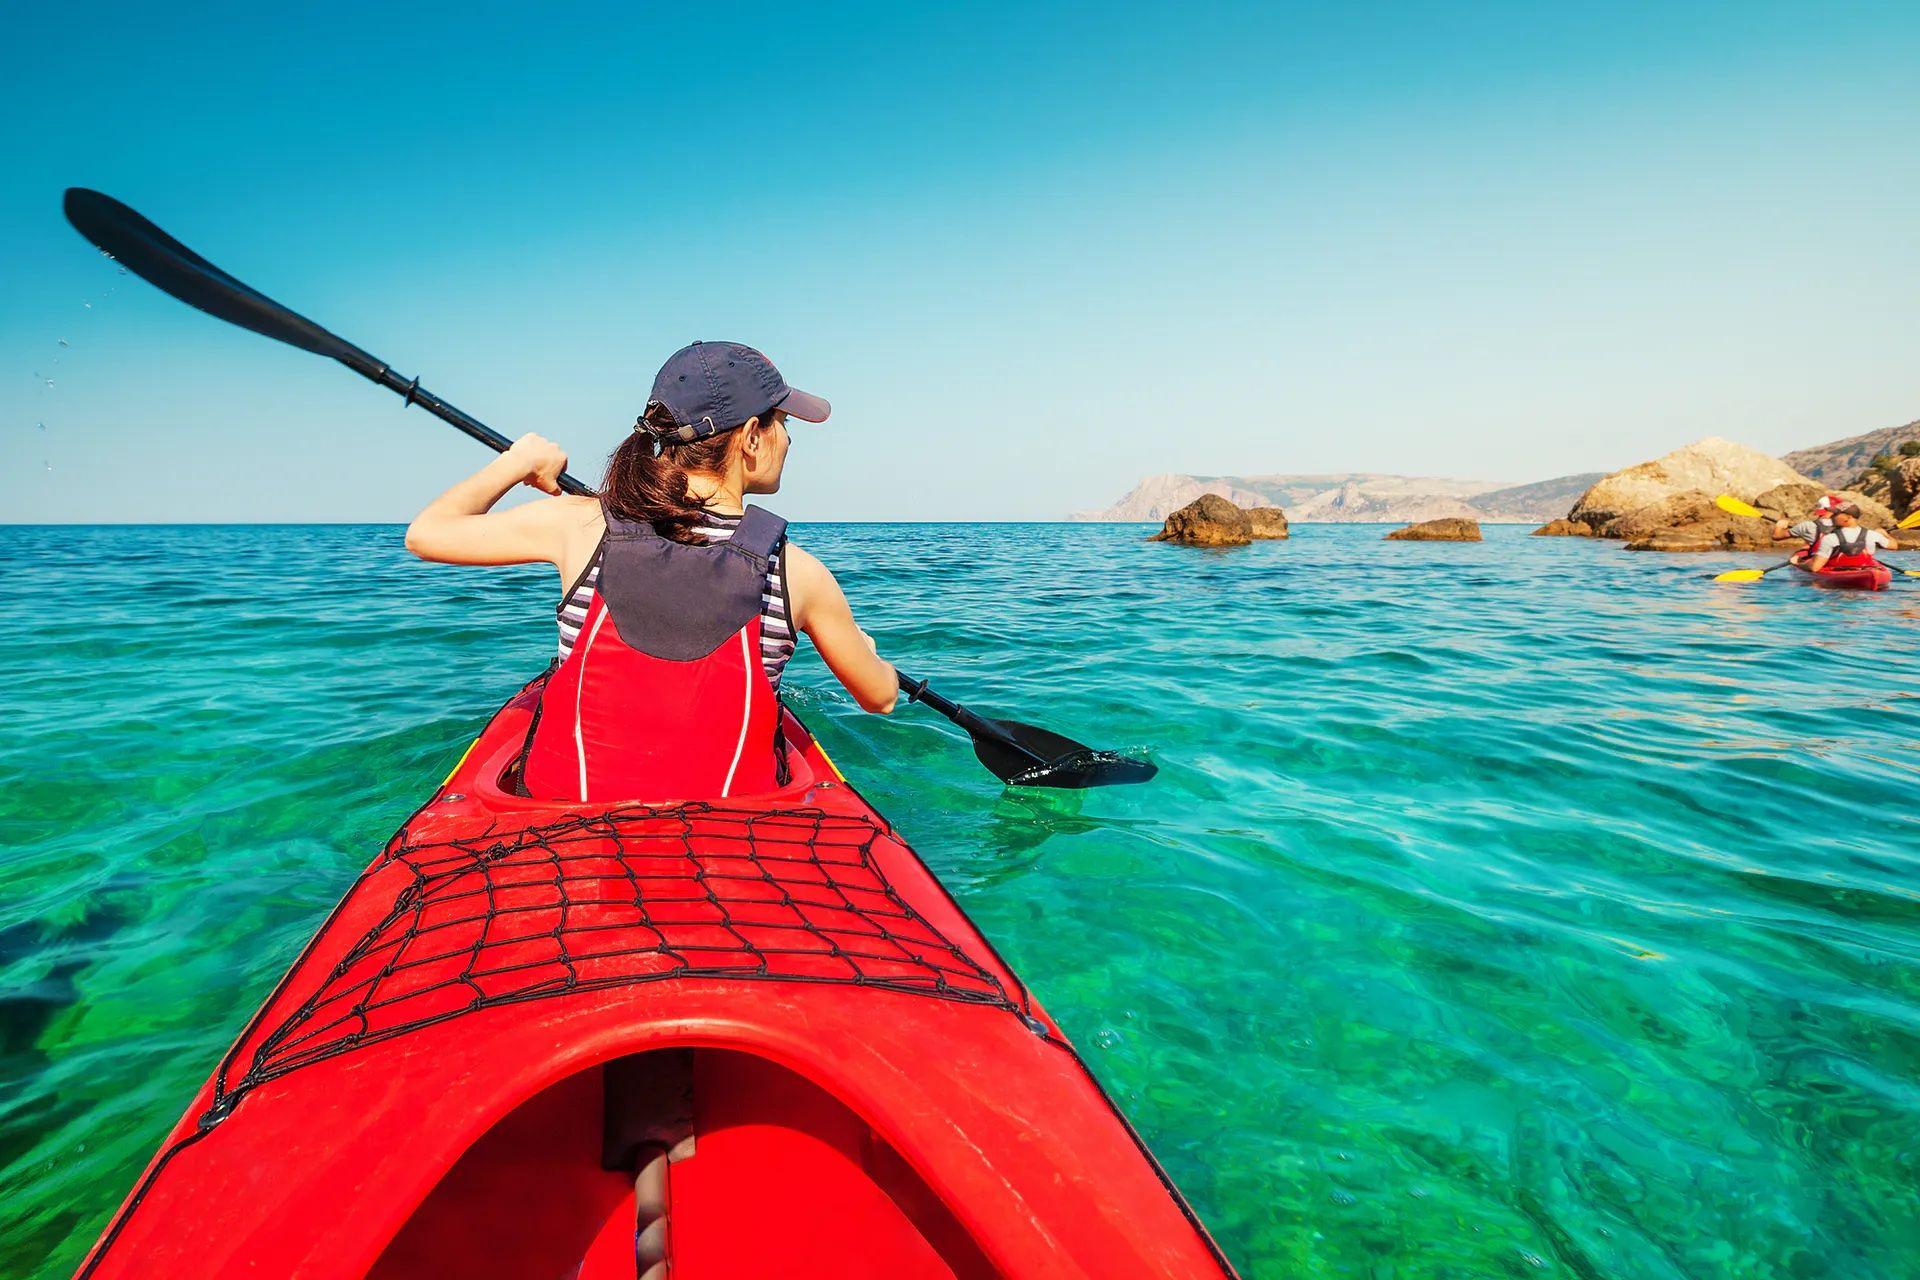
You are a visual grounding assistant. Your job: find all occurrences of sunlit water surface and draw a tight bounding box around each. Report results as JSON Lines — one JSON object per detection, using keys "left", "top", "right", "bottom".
{"left": 3, "top": 523, "right": 1917, "bottom": 1278}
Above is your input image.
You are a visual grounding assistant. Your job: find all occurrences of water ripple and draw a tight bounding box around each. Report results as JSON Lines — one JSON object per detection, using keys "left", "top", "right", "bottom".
{"left": 2, "top": 523, "right": 1917, "bottom": 1277}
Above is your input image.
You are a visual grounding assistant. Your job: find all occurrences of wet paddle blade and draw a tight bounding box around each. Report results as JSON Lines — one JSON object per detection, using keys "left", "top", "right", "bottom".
{"left": 1714, "top": 568, "right": 1768, "bottom": 582}
{"left": 1900, "top": 510, "right": 1920, "bottom": 530}
{"left": 970, "top": 718, "right": 1158, "bottom": 789}
{"left": 1715, "top": 494, "right": 1764, "bottom": 519}
{"left": 63, "top": 189, "right": 366, "bottom": 363}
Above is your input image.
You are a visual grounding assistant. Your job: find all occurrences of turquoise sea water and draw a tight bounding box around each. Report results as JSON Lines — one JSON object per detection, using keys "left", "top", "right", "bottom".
{"left": 3, "top": 522, "right": 1918, "bottom": 1278}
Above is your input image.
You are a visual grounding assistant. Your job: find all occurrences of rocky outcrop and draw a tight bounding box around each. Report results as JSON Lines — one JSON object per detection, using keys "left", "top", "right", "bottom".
{"left": 1246, "top": 507, "right": 1290, "bottom": 539}
{"left": 1565, "top": 438, "right": 1810, "bottom": 535}
{"left": 1532, "top": 518, "right": 1593, "bottom": 537}
{"left": 1150, "top": 495, "right": 1253, "bottom": 546}
{"left": 1543, "top": 436, "right": 1916, "bottom": 551}
{"left": 1386, "top": 518, "right": 1482, "bottom": 542}
{"left": 1897, "top": 460, "right": 1920, "bottom": 521}
{"left": 1853, "top": 458, "right": 1920, "bottom": 521}
{"left": 1624, "top": 526, "right": 1747, "bottom": 552}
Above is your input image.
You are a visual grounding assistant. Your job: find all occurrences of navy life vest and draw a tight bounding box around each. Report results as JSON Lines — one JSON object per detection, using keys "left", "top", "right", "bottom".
{"left": 1823, "top": 525, "right": 1878, "bottom": 570}
{"left": 522, "top": 507, "right": 789, "bottom": 803}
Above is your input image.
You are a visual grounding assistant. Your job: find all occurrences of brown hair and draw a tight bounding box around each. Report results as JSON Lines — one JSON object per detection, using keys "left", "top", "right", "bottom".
{"left": 598, "top": 403, "right": 748, "bottom": 544}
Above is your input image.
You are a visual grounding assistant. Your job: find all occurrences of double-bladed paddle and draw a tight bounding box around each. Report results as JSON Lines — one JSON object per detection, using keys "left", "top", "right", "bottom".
{"left": 63, "top": 187, "right": 1155, "bottom": 789}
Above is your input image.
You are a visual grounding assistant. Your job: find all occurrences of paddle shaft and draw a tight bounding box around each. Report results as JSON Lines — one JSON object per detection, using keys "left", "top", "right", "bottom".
{"left": 334, "top": 343, "right": 594, "bottom": 498}
{"left": 897, "top": 674, "right": 1047, "bottom": 763}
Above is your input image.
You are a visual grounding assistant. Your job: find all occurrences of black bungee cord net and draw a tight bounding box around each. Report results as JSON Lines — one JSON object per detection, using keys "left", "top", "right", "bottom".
{"left": 202, "top": 800, "right": 1023, "bottom": 1123}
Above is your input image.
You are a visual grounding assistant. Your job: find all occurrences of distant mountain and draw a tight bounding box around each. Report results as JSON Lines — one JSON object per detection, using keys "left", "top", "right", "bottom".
{"left": 1782, "top": 420, "right": 1920, "bottom": 486}
{"left": 1071, "top": 471, "right": 1602, "bottom": 523}
{"left": 1470, "top": 473, "right": 1607, "bottom": 521}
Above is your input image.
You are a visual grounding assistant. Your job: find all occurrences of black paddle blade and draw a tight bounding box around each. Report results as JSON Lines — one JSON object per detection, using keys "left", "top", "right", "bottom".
{"left": 971, "top": 717, "right": 1158, "bottom": 789}
{"left": 63, "top": 188, "right": 364, "bottom": 364}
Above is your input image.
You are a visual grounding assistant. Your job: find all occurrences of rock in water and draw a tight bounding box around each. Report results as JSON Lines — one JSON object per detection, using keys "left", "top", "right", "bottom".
{"left": 1247, "top": 507, "right": 1290, "bottom": 539}
{"left": 1565, "top": 437, "right": 1812, "bottom": 535}
{"left": 1150, "top": 495, "right": 1253, "bottom": 546}
{"left": 1386, "top": 518, "right": 1482, "bottom": 542}
{"left": 1531, "top": 518, "right": 1594, "bottom": 537}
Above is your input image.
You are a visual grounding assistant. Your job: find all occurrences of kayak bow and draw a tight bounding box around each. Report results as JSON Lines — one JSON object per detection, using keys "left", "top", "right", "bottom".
{"left": 74, "top": 678, "right": 1236, "bottom": 1279}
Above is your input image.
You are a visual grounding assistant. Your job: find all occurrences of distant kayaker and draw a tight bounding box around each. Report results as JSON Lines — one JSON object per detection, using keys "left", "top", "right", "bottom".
{"left": 1804, "top": 504, "right": 1896, "bottom": 574}
{"left": 404, "top": 340, "right": 900, "bottom": 803}
{"left": 1771, "top": 495, "right": 1843, "bottom": 561}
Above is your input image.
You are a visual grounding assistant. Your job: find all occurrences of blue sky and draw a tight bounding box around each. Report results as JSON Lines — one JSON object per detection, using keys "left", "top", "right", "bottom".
{"left": 4, "top": 1, "right": 1918, "bottom": 521}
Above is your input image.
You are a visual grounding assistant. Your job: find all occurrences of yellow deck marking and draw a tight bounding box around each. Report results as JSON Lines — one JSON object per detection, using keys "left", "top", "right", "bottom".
{"left": 440, "top": 738, "right": 480, "bottom": 788}
{"left": 812, "top": 740, "right": 847, "bottom": 782}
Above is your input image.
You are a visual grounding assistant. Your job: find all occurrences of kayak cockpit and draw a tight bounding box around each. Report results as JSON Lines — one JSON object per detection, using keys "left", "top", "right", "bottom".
{"left": 366, "top": 1048, "right": 998, "bottom": 1280}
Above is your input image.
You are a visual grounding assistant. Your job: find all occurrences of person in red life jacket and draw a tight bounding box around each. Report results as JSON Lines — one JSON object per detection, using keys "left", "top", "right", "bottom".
{"left": 1771, "top": 495, "right": 1844, "bottom": 562}
{"left": 1804, "top": 503, "right": 1896, "bottom": 573}
{"left": 403, "top": 340, "right": 899, "bottom": 805}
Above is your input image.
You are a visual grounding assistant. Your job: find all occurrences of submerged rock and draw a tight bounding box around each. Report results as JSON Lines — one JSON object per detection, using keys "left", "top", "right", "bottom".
{"left": 1150, "top": 495, "right": 1253, "bottom": 546}
{"left": 1246, "top": 507, "right": 1290, "bottom": 539}
{"left": 1386, "top": 518, "right": 1482, "bottom": 542}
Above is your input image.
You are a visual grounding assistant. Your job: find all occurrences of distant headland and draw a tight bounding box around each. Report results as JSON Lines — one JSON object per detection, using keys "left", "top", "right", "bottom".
{"left": 1077, "top": 420, "right": 1919, "bottom": 529}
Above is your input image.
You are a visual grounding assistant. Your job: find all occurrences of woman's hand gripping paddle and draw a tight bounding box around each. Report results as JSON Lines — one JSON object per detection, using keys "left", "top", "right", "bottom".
{"left": 64, "top": 188, "right": 1158, "bottom": 788}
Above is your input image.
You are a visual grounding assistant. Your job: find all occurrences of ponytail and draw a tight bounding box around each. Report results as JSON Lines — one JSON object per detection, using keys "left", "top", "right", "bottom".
{"left": 600, "top": 403, "right": 744, "bottom": 545}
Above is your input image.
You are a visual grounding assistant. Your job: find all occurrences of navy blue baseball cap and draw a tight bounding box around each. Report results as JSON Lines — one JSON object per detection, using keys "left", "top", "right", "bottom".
{"left": 642, "top": 341, "right": 831, "bottom": 444}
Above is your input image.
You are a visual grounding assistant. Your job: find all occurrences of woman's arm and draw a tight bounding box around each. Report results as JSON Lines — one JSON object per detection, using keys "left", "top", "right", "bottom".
{"left": 404, "top": 434, "right": 580, "bottom": 567}
{"left": 784, "top": 543, "right": 898, "bottom": 714}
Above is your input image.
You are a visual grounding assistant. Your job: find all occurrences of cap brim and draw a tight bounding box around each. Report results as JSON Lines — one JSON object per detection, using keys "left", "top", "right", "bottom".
{"left": 778, "top": 387, "right": 831, "bottom": 423}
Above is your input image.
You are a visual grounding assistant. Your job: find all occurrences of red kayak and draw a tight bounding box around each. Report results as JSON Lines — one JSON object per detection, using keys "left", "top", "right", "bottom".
{"left": 75, "top": 677, "right": 1237, "bottom": 1279}
{"left": 1792, "top": 558, "right": 1893, "bottom": 591}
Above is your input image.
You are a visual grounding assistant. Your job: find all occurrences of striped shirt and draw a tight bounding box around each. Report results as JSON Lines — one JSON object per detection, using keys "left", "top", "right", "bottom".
{"left": 557, "top": 512, "right": 795, "bottom": 691}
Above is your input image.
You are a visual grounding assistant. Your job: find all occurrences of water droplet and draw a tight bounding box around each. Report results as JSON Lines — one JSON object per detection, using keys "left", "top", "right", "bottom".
{"left": 1122, "top": 1008, "right": 1138, "bottom": 1020}
{"left": 1091, "top": 1027, "right": 1121, "bottom": 1050}
{"left": 44, "top": 460, "right": 53, "bottom": 471}
{"left": 1408, "top": 1186, "right": 1429, "bottom": 1199}
{"left": 1520, "top": 1252, "right": 1545, "bottom": 1269}
{"left": 45, "top": 378, "right": 54, "bottom": 388}
{"left": 83, "top": 301, "right": 93, "bottom": 309}
{"left": 36, "top": 421, "right": 46, "bottom": 431}
{"left": 58, "top": 338, "right": 69, "bottom": 347}
{"left": 1330, "top": 1190, "right": 1356, "bottom": 1206}
{"left": 118, "top": 266, "right": 128, "bottom": 275}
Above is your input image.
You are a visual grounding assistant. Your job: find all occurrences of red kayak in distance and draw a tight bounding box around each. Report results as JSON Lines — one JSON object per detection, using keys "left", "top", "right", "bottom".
{"left": 75, "top": 676, "right": 1237, "bottom": 1280}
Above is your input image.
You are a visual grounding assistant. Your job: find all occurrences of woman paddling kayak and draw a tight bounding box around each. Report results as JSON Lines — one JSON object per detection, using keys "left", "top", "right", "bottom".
{"left": 402, "top": 340, "right": 904, "bottom": 1274}
{"left": 404, "top": 340, "right": 900, "bottom": 802}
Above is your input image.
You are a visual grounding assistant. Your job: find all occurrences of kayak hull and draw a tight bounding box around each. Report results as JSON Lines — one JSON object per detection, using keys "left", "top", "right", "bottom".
{"left": 75, "top": 678, "right": 1235, "bottom": 1279}
{"left": 1792, "top": 559, "right": 1893, "bottom": 591}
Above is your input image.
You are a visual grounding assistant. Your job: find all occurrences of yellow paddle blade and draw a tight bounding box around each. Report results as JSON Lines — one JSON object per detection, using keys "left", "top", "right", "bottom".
{"left": 1715, "top": 494, "right": 1764, "bottom": 519}
{"left": 1900, "top": 510, "right": 1920, "bottom": 530}
{"left": 1714, "top": 568, "right": 1768, "bottom": 582}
